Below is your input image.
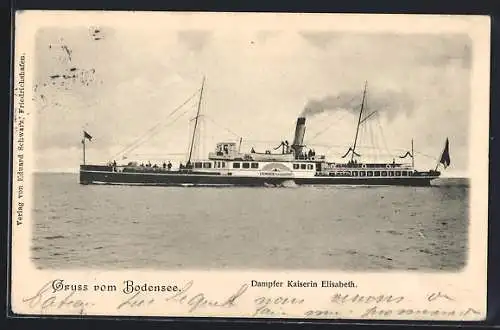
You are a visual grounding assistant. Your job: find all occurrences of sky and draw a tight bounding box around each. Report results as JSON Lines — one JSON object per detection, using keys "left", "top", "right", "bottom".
{"left": 31, "top": 20, "right": 472, "bottom": 176}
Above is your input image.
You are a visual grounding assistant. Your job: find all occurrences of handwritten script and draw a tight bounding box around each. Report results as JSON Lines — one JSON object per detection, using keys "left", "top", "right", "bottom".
{"left": 20, "top": 281, "right": 483, "bottom": 320}
{"left": 117, "top": 280, "right": 249, "bottom": 313}
{"left": 22, "top": 280, "right": 94, "bottom": 314}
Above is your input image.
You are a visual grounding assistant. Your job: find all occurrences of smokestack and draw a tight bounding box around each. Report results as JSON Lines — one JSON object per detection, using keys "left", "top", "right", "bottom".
{"left": 292, "top": 117, "right": 306, "bottom": 155}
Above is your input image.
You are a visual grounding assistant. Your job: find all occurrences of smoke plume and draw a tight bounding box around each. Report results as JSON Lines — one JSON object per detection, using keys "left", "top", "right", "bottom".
{"left": 301, "top": 88, "right": 415, "bottom": 121}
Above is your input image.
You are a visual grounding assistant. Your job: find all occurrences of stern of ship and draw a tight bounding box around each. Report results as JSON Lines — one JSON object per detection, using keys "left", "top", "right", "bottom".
{"left": 413, "top": 169, "right": 441, "bottom": 186}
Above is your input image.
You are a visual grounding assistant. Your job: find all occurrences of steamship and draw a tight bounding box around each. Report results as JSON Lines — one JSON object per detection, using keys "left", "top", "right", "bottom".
{"left": 79, "top": 78, "right": 449, "bottom": 187}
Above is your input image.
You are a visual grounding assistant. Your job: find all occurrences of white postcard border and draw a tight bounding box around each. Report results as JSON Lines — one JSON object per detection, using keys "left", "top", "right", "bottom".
{"left": 10, "top": 11, "right": 490, "bottom": 320}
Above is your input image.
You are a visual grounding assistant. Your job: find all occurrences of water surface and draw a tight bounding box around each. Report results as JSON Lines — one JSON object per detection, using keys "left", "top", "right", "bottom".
{"left": 32, "top": 173, "right": 469, "bottom": 271}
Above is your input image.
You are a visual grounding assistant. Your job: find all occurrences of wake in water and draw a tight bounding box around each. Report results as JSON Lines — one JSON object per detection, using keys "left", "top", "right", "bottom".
{"left": 281, "top": 180, "right": 298, "bottom": 188}
{"left": 264, "top": 180, "right": 298, "bottom": 188}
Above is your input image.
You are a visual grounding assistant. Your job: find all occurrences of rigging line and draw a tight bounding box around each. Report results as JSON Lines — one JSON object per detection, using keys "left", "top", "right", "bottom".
{"left": 203, "top": 117, "right": 207, "bottom": 160}
{"left": 307, "top": 92, "right": 361, "bottom": 142}
{"left": 115, "top": 93, "right": 198, "bottom": 158}
{"left": 325, "top": 151, "right": 348, "bottom": 157}
{"left": 413, "top": 151, "right": 440, "bottom": 160}
{"left": 117, "top": 107, "right": 193, "bottom": 159}
{"left": 375, "top": 114, "right": 392, "bottom": 158}
{"left": 372, "top": 124, "right": 379, "bottom": 160}
{"left": 324, "top": 142, "right": 353, "bottom": 154}
{"left": 185, "top": 121, "right": 192, "bottom": 161}
{"left": 356, "top": 122, "right": 364, "bottom": 155}
{"left": 242, "top": 139, "right": 286, "bottom": 144}
{"left": 351, "top": 81, "right": 368, "bottom": 162}
{"left": 129, "top": 92, "right": 197, "bottom": 140}
{"left": 187, "top": 76, "right": 205, "bottom": 164}
{"left": 361, "top": 122, "right": 368, "bottom": 156}
{"left": 203, "top": 115, "right": 241, "bottom": 138}
{"left": 308, "top": 112, "right": 350, "bottom": 143}
{"left": 113, "top": 101, "right": 196, "bottom": 159}
{"left": 122, "top": 108, "right": 193, "bottom": 157}
{"left": 336, "top": 151, "right": 400, "bottom": 158}
{"left": 311, "top": 142, "right": 353, "bottom": 149}
{"left": 312, "top": 140, "right": 398, "bottom": 151}
{"left": 200, "top": 118, "right": 205, "bottom": 158}
{"left": 190, "top": 116, "right": 203, "bottom": 161}
{"left": 110, "top": 89, "right": 200, "bottom": 159}
{"left": 368, "top": 117, "right": 375, "bottom": 158}
{"left": 123, "top": 110, "right": 192, "bottom": 159}
{"left": 307, "top": 94, "right": 360, "bottom": 142}
{"left": 360, "top": 110, "right": 378, "bottom": 124}
{"left": 323, "top": 148, "right": 405, "bottom": 158}
{"left": 365, "top": 88, "right": 374, "bottom": 159}
{"left": 314, "top": 141, "right": 430, "bottom": 155}
{"left": 112, "top": 101, "right": 197, "bottom": 161}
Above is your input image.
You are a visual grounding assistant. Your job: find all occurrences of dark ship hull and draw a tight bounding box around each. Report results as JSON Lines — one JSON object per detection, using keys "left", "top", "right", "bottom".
{"left": 80, "top": 165, "right": 440, "bottom": 187}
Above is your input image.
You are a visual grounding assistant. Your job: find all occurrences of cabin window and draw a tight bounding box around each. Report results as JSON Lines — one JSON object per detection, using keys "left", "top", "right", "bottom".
{"left": 242, "top": 162, "right": 250, "bottom": 169}
{"left": 367, "top": 171, "right": 373, "bottom": 177}
{"left": 329, "top": 172, "right": 335, "bottom": 177}
{"left": 301, "top": 164, "right": 307, "bottom": 170}
{"left": 402, "top": 171, "right": 408, "bottom": 176}
{"left": 222, "top": 162, "right": 226, "bottom": 168}
{"left": 233, "top": 162, "right": 240, "bottom": 169}
{"left": 374, "top": 171, "right": 380, "bottom": 176}
{"left": 352, "top": 171, "right": 358, "bottom": 177}
{"left": 203, "top": 162, "right": 212, "bottom": 168}
{"left": 251, "top": 163, "right": 258, "bottom": 169}
{"left": 293, "top": 164, "right": 299, "bottom": 169}
{"left": 195, "top": 162, "right": 202, "bottom": 168}
{"left": 395, "top": 171, "right": 401, "bottom": 176}
{"left": 381, "top": 171, "right": 387, "bottom": 176}
{"left": 307, "top": 164, "right": 313, "bottom": 170}
{"left": 359, "top": 171, "right": 366, "bottom": 177}
{"left": 389, "top": 171, "right": 394, "bottom": 176}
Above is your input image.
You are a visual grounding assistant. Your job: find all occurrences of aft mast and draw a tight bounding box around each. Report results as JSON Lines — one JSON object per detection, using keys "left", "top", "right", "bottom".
{"left": 81, "top": 130, "right": 92, "bottom": 165}
{"left": 187, "top": 76, "right": 206, "bottom": 166}
{"left": 350, "top": 81, "right": 367, "bottom": 162}
{"left": 411, "top": 138, "right": 415, "bottom": 169}
{"left": 82, "top": 138, "right": 86, "bottom": 165}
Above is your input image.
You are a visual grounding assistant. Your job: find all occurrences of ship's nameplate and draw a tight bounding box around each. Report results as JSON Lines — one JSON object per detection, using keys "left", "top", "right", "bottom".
{"left": 259, "top": 172, "right": 293, "bottom": 177}
{"left": 259, "top": 162, "right": 293, "bottom": 176}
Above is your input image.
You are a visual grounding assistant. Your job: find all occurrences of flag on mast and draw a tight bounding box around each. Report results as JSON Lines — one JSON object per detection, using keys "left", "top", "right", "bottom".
{"left": 439, "top": 138, "right": 451, "bottom": 168}
{"left": 83, "top": 131, "right": 93, "bottom": 141}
